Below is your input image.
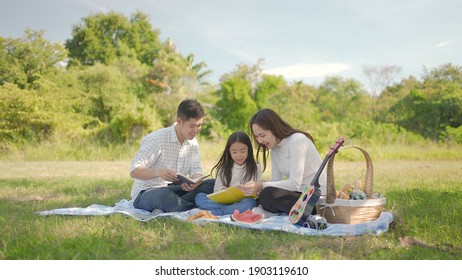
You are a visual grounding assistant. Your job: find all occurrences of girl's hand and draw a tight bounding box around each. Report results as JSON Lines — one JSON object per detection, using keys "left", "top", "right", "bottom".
{"left": 240, "top": 181, "right": 262, "bottom": 196}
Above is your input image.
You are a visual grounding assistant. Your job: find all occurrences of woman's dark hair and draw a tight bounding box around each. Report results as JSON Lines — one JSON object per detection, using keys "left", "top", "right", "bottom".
{"left": 249, "top": 108, "right": 314, "bottom": 171}
{"left": 177, "top": 98, "right": 205, "bottom": 121}
{"left": 211, "top": 131, "right": 258, "bottom": 187}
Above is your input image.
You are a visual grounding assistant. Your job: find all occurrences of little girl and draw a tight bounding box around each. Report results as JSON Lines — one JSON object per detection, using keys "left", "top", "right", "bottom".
{"left": 195, "top": 131, "right": 262, "bottom": 216}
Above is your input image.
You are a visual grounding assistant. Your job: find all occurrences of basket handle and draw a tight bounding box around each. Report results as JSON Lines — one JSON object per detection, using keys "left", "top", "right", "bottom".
{"left": 325, "top": 145, "right": 374, "bottom": 204}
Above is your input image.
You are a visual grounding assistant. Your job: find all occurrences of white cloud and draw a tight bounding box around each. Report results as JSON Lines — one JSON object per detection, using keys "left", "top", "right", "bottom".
{"left": 437, "top": 41, "right": 451, "bottom": 48}
{"left": 263, "top": 63, "right": 350, "bottom": 79}
{"left": 437, "top": 38, "right": 462, "bottom": 48}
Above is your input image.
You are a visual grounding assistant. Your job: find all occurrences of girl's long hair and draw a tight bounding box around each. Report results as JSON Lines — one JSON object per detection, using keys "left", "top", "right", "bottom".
{"left": 211, "top": 131, "right": 258, "bottom": 187}
{"left": 249, "top": 108, "right": 315, "bottom": 172}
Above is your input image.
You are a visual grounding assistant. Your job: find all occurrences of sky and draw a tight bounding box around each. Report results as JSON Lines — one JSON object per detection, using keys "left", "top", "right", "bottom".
{"left": 1, "top": 0, "right": 461, "bottom": 87}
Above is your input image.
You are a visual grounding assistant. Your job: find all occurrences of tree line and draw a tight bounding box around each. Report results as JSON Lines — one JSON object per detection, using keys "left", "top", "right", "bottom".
{"left": 1, "top": 11, "right": 461, "bottom": 153}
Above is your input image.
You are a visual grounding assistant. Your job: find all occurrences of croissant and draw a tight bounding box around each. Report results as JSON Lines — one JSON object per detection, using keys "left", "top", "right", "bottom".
{"left": 187, "top": 210, "right": 218, "bottom": 221}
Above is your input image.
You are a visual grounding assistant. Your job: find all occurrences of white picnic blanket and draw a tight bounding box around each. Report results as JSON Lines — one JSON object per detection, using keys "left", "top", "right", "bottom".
{"left": 37, "top": 199, "right": 394, "bottom": 236}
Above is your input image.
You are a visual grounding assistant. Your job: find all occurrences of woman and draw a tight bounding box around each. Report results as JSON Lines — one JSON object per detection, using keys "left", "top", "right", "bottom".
{"left": 240, "top": 108, "right": 326, "bottom": 215}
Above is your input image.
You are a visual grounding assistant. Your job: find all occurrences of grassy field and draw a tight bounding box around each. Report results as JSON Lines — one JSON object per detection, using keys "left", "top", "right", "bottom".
{"left": 1, "top": 157, "right": 461, "bottom": 260}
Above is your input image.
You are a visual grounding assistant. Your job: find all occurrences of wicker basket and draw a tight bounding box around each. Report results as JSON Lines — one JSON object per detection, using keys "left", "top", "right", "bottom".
{"left": 316, "top": 145, "right": 386, "bottom": 224}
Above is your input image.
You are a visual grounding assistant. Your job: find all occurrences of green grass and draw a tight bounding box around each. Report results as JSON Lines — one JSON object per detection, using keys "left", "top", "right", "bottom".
{"left": 1, "top": 158, "right": 461, "bottom": 260}
{"left": 2, "top": 138, "right": 461, "bottom": 162}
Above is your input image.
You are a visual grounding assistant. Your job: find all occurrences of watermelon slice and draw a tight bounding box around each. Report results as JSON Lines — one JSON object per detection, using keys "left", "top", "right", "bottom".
{"left": 230, "top": 210, "right": 264, "bottom": 224}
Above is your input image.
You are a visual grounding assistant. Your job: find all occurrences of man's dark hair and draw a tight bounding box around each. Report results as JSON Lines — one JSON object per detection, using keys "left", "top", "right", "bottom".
{"left": 177, "top": 99, "right": 205, "bottom": 121}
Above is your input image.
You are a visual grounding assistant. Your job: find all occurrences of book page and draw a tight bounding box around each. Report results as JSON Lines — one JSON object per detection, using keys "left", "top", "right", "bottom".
{"left": 176, "top": 174, "right": 210, "bottom": 185}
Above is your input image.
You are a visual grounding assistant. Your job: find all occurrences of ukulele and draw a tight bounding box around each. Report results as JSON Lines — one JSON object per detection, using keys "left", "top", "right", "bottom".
{"left": 289, "top": 137, "right": 345, "bottom": 227}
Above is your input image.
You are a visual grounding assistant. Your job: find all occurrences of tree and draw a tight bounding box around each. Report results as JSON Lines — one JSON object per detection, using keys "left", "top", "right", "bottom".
{"left": 127, "top": 11, "right": 163, "bottom": 65}
{"left": 212, "top": 62, "right": 267, "bottom": 132}
{"left": 147, "top": 39, "right": 212, "bottom": 126}
{"left": 0, "top": 83, "right": 53, "bottom": 144}
{"left": 421, "top": 63, "right": 462, "bottom": 89}
{"left": 0, "top": 29, "right": 67, "bottom": 88}
{"left": 147, "top": 40, "right": 212, "bottom": 96}
{"left": 261, "top": 79, "right": 320, "bottom": 133}
{"left": 376, "top": 76, "right": 420, "bottom": 122}
{"left": 386, "top": 64, "right": 462, "bottom": 140}
{"left": 315, "top": 76, "right": 370, "bottom": 123}
{"left": 65, "top": 11, "right": 161, "bottom": 67}
{"left": 65, "top": 11, "right": 212, "bottom": 128}
{"left": 362, "top": 65, "right": 402, "bottom": 119}
{"left": 214, "top": 75, "right": 257, "bottom": 131}
{"left": 254, "top": 74, "right": 287, "bottom": 109}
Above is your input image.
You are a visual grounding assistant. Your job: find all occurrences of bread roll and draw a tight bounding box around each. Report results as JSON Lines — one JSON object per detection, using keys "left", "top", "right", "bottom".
{"left": 338, "top": 190, "right": 350, "bottom": 199}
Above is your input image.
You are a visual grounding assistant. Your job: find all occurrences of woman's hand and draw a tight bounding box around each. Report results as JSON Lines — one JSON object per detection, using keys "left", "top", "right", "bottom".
{"left": 240, "top": 181, "right": 263, "bottom": 196}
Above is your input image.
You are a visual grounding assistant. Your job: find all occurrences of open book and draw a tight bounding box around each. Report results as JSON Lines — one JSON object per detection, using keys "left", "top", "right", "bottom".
{"left": 176, "top": 174, "right": 210, "bottom": 185}
{"left": 207, "top": 186, "right": 258, "bottom": 204}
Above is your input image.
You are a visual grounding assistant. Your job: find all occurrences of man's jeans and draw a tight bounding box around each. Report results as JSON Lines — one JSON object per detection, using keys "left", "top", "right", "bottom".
{"left": 133, "top": 179, "right": 215, "bottom": 212}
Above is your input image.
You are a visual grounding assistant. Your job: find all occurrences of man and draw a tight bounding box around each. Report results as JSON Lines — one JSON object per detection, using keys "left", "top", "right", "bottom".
{"left": 130, "top": 98, "right": 214, "bottom": 212}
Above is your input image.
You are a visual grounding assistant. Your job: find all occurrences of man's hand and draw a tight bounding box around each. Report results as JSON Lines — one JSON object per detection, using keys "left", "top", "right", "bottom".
{"left": 131, "top": 166, "right": 177, "bottom": 181}
{"left": 156, "top": 168, "right": 178, "bottom": 182}
{"left": 181, "top": 180, "right": 202, "bottom": 191}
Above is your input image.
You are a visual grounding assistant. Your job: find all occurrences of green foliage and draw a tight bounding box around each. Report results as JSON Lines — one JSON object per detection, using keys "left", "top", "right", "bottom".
{"left": 1, "top": 11, "right": 214, "bottom": 150}
{"left": 212, "top": 63, "right": 262, "bottom": 132}
{"left": 315, "top": 76, "right": 371, "bottom": 123}
{"left": 0, "top": 83, "right": 54, "bottom": 146}
{"left": 148, "top": 42, "right": 212, "bottom": 126}
{"left": 65, "top": 11, "right": 161, "bottom": 66}
{"left": 385, "top": 64, "right": 462, "bottom": 140}
{"left": 71, "top": 63, "right": 162, "bottom": 143}
{"left": 1, "top": 60, "right": 162, "bottom": 149}
{"left": 265, "top": 81, "right": 320, "bottom": 134}
{"left": 214, "top": 74, "right": 257, "bottom": 131}
{"left": 213, "top": 61, "right": 320, "bottom": 134}
{"left": 254, "top": 74, "right": 287, "bottom": 108}
{"left": 2, "top": 10, "right": 462, "bottom": 155}
{"left": 0, "top": 29, "right": 67, "bottom": 88}
{"left": 127, "top": 11, "right": 163, "bottom": 65}
{"left": 441, "top": 125, "right": 462, "bottom": 144}
{"left": 376, "top": 76, "right": 420, "bottom": 117}
{"left": 343, "top": 121, "right": 426, "bottom": 145}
